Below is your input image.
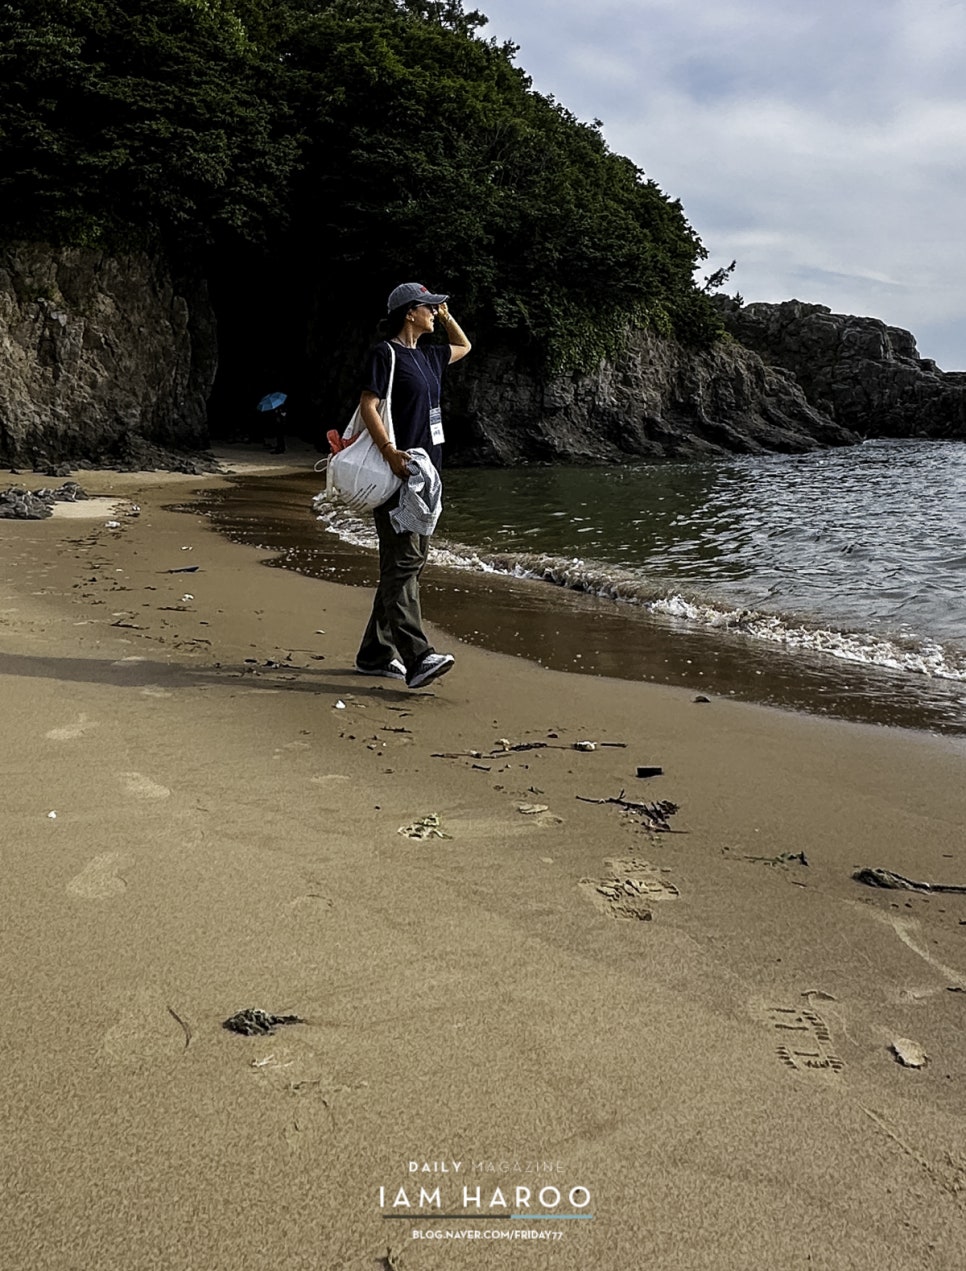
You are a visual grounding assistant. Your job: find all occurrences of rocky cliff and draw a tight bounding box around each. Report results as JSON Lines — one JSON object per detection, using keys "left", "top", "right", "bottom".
{"left": 8, "top": 242, "right": 963, "bottom": 471}
{"left": 716, "top": 298, "right": 966, "bottom": 439}
{"left": 446, "top": 326, "right": 858, "bottom": 464}
{"left": 0, "top": 243, "right": 216, "bottom": 469}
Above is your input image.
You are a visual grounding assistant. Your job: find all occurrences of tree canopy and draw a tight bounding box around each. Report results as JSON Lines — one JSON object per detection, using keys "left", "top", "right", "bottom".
{"left": 0, "top": 0, "right": 722, "bottom": 368}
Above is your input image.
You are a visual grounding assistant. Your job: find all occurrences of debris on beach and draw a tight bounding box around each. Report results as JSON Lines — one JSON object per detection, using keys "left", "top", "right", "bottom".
{"left": 432, "top": 736, "right": 627, "bottom": 762}
{"left": 891, "top": 1038, "right": 929, "bottom": 1069}
{"left": 636, "top": 765, "right": 663, "bottom": 778}
{"left": 852, "top": 867, "right": 966, "bottom": 894}
{"left": 517, "top": 803, "right": 549, "bottom": 815}
{"left": 693, "top": 695, "right": 711, "bottom": 704}
{"left": 165, "top": 565, "right": 200, "bottom": 573}
{"left": 745, "top": 851, "right": 809, "bottom": 867}
{"left": 577, "top": 790, "right": 681, "bottom": 833}
{"left": 398, "top": 813, "right": 452, "bottom": 840}
{"left": 167, "top": 1006, "right": 192, "bottom": 1050}
{"left": 222, "top": 1008, "right": 304, "bottom": 1037}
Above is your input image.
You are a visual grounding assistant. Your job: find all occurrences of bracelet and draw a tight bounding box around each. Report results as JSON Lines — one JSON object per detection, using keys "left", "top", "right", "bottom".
{"left": 379, "top": 439, "right": 393, "bottom": 452}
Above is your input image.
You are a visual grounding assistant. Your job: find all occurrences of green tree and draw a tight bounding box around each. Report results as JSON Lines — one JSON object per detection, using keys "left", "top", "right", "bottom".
{"left": 0, "top": 0, "right": 298, "bottom": 249}
{"left": 0, "top": 0, "right": 723, "bottom": 368}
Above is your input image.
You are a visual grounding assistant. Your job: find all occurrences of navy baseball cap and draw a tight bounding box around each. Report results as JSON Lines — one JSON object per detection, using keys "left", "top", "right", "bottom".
{"left": 387, "top": 282, "right": 449, "bottom": 313}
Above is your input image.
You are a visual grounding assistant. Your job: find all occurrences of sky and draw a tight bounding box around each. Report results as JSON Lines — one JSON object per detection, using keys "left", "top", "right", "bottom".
{"left": 474, "top": 0, "right": 966, "bottom": 370}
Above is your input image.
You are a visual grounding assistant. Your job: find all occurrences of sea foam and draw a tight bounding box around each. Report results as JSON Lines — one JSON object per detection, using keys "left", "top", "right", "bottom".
{"left": 311, "top": 497, "right": 966, "bottom": 685}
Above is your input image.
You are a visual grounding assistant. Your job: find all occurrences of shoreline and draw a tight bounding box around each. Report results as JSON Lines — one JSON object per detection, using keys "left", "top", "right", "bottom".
{"left": 3, "top": 455, "right": 966, "bottom": 1269}
{"left": 202, "top": 458, "right": 966, "bottom": 737}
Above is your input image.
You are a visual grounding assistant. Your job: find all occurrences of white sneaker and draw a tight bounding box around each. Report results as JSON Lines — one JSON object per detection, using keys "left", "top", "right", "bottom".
{"left": 406, "top": 652, "right": 455, "bottom": 689}
{"left": 354, "top": 658, "right": 406, "bottom": 680}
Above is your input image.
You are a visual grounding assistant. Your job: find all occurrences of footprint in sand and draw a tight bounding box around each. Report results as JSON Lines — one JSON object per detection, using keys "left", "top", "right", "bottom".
{"left": 579, "top": 858, "right": 680, "bottom": 922}
{"left": 120, "top": 772, "right": 171, "bottom": 799}
{"left": 248, "top": 1036, "right": 369, "bottom": 1147}
{"left": 764, "top": 1004, "right": 844, "bottom": 1074}
{"left": 66, "top": 852, "right": 134, "bottom": 899}
{"left": 45, "top": 713, "right": 96, "bottom": 741}
{"left": 101, "top": 993, "right": 190, "bottom": 1064}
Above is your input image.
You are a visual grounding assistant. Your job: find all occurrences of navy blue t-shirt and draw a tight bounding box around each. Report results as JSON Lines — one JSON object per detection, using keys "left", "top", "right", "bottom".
{"left": 362, "top": 340, "right": 451, "bottom": 474}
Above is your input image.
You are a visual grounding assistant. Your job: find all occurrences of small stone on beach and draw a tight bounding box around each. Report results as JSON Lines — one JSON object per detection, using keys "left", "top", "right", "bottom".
{"left": 891, "top": 1038, "right": 928, "bottom": 1068}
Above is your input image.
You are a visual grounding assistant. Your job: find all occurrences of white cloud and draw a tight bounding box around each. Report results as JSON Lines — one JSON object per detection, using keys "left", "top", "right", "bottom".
{"left": 476, "top": 0, "right": 966, "bottom": 367}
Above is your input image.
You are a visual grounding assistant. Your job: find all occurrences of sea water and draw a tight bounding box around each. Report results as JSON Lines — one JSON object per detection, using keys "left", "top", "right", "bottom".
{"left": 201, "top": 438, "right": 966, "bottom": 735}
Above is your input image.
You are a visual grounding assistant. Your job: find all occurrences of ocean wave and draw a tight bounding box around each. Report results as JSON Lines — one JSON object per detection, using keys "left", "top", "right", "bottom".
{"left": 311, "top": 498, "right": 966, "bottom": 684}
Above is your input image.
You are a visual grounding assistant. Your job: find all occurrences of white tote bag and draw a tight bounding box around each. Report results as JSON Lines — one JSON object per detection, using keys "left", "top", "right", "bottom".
{"left": 324, "top": 343, "right": 402, "bottom": 512}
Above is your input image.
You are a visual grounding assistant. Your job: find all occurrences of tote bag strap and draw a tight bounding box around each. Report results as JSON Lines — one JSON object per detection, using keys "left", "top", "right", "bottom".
{"left": 343, "top": 341, "right": 397, "bottom": 443}
{"left": 381, "top": 341, "right": 396, "bottom": 445}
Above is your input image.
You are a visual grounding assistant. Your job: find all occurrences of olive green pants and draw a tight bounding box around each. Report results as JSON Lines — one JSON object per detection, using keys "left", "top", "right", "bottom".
{"left": 356, "top": 498, "right": 432, "bottom": 674}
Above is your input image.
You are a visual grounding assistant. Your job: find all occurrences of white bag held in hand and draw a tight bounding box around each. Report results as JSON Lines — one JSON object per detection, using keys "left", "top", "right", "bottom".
{"left": 323, "top": 343, "right": 402, "bottom": 513}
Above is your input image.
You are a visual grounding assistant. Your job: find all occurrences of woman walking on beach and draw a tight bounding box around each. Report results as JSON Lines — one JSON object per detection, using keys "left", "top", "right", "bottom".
{"left": 354, "top": 282, "right": 471, "bottom": 689}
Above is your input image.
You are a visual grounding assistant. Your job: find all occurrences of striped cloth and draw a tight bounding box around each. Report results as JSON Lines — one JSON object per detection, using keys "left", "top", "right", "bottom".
{"left": 389, "top": 448, "right": 443, "bottom": 537}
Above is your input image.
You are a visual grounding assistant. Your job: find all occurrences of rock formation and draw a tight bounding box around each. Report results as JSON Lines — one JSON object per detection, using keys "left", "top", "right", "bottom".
{"left": 446, "top": 327, "right": 858, "bottom": 464}
{"left": 5, "top": 242, "right": 964, "bottom": 470}
{"left": 0, "top": 243, "right": 217, "bottom": 469}
{"left": 716, "top": 298, "right": 966, "bottom": 440}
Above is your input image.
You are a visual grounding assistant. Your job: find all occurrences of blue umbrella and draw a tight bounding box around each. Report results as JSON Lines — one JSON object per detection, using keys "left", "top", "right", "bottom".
{"left": 257, "top": 392, "right": 287, "bottom": 412}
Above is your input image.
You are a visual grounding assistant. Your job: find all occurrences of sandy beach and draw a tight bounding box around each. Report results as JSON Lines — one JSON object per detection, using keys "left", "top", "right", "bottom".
{"left": 3, "top": 455, "right": 966, "bottom": 1270}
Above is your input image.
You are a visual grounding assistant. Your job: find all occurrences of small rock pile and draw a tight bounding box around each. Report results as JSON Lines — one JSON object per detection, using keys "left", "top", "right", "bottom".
{"left": 0, "top": 482, "right": 88, "bottom": 519}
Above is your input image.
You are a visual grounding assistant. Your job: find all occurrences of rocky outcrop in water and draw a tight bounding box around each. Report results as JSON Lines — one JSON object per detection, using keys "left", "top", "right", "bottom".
{"left": 716, "top": 298, "right": 966, "bottom": 439}
{"left": 447, "top": 326, "right": 859, "bottom": 464}
{"left": 0, "top": 242, "right": 218, "bottom": 469}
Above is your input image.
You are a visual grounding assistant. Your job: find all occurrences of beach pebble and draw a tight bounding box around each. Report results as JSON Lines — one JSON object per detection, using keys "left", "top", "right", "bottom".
{"left": 573, "top": 740, "right": 596, "bottom": 752}
{"left": 891, "top": 1038, "right": 928, "bottom": 1068}
{"left": 47, "top": 811, "right": 57, "bottom": 819}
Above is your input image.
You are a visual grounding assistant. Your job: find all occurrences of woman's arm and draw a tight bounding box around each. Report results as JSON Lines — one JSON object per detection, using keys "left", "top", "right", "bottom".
{"left": 438, "top": 303, "right": 471, "bottom": 363}
{"left": 360, "top": 391, "right": 411, "bottom": 478}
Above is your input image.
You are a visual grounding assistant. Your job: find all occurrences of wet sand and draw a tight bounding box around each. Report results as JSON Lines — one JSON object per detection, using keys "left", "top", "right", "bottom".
{"left": 203, "top": 465, "right": 966, "bottom": 736}
{"left": 3, "top": 452, "right": 966, "bottom": 1270}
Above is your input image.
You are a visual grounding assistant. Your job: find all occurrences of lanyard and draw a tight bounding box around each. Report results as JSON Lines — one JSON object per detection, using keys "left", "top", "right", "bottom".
{"left": 393, "top": 344, "right": 441, "bottom": 408}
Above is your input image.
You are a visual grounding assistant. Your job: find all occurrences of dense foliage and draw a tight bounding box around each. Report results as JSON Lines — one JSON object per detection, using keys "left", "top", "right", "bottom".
{"left": 0, "top": 0, "right": 722, "bottom": 369}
